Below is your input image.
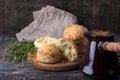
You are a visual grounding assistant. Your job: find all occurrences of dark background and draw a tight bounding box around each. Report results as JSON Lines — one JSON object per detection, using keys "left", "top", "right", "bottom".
{"left": 0, "top": 0, "right": 120, "bottom": 35}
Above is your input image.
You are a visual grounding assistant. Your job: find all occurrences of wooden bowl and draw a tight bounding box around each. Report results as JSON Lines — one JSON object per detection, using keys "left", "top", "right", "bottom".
{"left": 29, "top": 54, "right": 81, "bottom": 71}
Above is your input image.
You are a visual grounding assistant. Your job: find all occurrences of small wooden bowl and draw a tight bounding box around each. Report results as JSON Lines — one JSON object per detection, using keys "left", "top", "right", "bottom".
{"left": 29, "top": 54, "right": 81, "bottom": 71}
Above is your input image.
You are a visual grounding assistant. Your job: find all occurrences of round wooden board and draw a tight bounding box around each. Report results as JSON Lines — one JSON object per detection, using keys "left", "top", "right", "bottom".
{"left": 29, "top": 54, "right": 81, "bottom": 71}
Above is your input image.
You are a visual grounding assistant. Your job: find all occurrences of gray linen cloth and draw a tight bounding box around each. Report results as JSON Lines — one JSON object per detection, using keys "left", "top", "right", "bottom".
{"left": 16, "top": 5, "right": 78, "bottom": 42}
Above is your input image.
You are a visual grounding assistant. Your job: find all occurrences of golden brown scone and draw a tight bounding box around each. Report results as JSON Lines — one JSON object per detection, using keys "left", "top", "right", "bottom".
{"left": 36, "top": 44, "right": 63, "bottom": 64}
{"left": 56, "top": 38, "right": 78, "bottom": 62}
{"left": 64, "top": 24, "right": 88, "bottom": 43}
{"left": 63, "top": 24, "right": 89, "bottom": 68}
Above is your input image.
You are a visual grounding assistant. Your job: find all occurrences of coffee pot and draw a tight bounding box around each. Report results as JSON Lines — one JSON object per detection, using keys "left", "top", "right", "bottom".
{"left": 82, "top": 29, "right": 120, "bottom": 80}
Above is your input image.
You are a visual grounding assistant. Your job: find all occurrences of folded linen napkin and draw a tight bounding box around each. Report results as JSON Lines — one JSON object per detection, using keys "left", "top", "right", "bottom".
{"left": 16, "top": 5, "right": 78, "bottom": 42}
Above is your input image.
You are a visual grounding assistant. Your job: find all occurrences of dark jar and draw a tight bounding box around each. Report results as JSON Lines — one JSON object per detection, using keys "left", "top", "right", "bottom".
{"left": 82, "top": 29, "right": 120, "bottom": 80}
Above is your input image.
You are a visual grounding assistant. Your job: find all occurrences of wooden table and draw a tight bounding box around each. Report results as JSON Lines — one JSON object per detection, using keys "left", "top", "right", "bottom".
{"left": 0, "top": 36, "right": 120, "bottom": 80}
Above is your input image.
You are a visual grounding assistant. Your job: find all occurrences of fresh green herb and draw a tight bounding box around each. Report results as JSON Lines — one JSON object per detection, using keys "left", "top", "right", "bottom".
{"left": 3, "top": 42, "right": 36, "bottom": 67}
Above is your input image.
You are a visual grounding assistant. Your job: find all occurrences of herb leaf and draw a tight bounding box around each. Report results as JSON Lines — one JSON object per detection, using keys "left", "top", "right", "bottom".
{"left": 3, "top": 42, "right": 36, "bottom": 63}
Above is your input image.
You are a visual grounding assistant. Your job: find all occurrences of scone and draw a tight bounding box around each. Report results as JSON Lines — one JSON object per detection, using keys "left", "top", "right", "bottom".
{"left": 34, "top": 36, "right": 58, "bottom": 48}
{"left": 64, "top": 24, "right": 88, "bottom": 43}
{"left": 63, "top": 24, "right": 89, "bottom": 54}
{"left": 56, "top": 38, "right": 78, "bottom": 62}
{"left": 36, "top": 44, "right": 63, "bottom": 64}
{"left": 63, "top": 24, "right": 89, "bottom": 68}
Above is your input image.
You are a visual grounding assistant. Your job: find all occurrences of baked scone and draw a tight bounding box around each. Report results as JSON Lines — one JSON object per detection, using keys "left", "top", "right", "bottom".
{"left": 64, "top": 24, "right": 88, "bottom": 43}
{"left": 56, "top": 38, "right": 78, "bottom": 62}
{"left": 34, "top": 36, "right": 58, "bottom": 48}
{"left": 36, "top": 44, "right": 63, "bottom": 64}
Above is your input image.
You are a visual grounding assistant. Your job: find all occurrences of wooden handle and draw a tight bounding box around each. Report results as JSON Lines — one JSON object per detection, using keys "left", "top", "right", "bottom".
{"left": 102, "top": 42, "right": 120, "bottom": 53}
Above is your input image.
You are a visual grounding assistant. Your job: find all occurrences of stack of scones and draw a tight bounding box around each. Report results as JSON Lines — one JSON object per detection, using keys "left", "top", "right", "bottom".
{"left": 34, "top": 24, "right": 89, "bottom": 68}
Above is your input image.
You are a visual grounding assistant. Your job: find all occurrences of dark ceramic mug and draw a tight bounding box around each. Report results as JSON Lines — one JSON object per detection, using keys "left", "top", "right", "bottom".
{"left": 82, "top": 29, "right": 120, "bottom": 80}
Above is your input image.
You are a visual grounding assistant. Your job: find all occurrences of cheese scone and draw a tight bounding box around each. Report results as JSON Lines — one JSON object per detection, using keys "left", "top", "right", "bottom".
{"left": 56, "top": 38, "right": 78, "bottom": 62}
{"left": 34, "top": 36, "right": 58, "bottom": 48}
{"left": 64, "top": 24, "right": 88, "bottom": 43}
{"left": 36, "top": 44, "right": 63, "bottom": 64}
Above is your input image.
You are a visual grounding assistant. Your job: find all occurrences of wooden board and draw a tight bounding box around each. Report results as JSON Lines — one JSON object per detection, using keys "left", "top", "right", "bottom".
{"left": 29, "top": 54, "right": 81, "bottom": 71}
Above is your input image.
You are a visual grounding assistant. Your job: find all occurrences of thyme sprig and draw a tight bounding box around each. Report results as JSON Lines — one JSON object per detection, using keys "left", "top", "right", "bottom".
{"left": 3, "top": 41, "right": 36, "bottom": 67}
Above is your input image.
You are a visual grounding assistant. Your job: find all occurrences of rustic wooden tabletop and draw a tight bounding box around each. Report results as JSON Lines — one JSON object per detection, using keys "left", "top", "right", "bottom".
{"left": 0, "top": 35, "right": 119, "bottom": 80}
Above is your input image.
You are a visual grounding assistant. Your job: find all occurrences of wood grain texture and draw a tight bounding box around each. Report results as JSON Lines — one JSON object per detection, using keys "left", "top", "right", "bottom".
{"left": 29, "top": 54, "right": 81, "bottom": 71}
